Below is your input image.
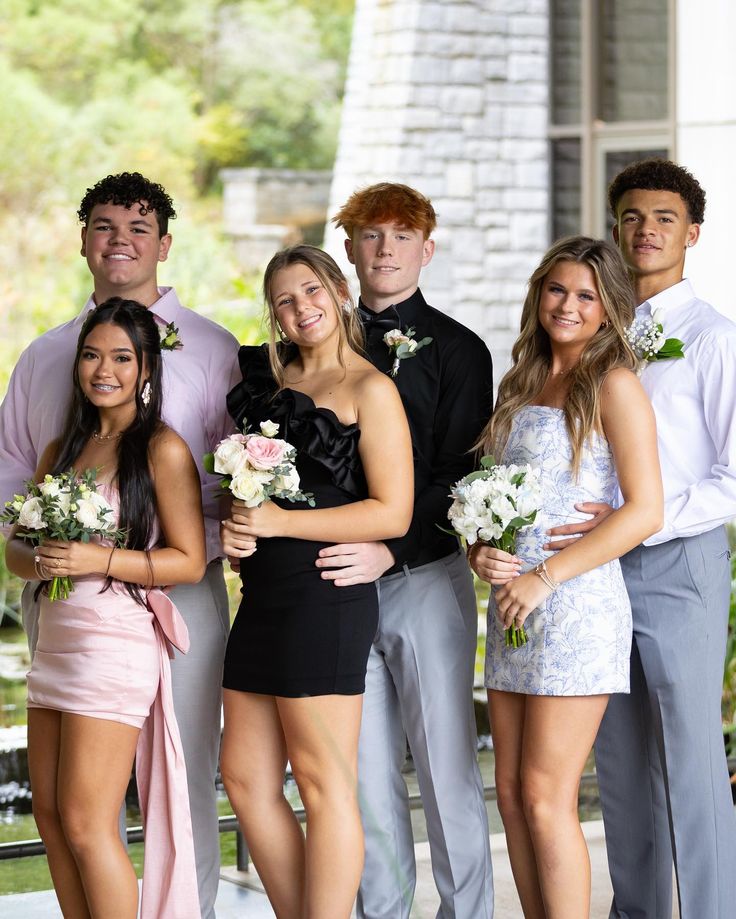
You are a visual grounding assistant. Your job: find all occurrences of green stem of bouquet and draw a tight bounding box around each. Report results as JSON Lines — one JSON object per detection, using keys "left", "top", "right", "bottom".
{"left": 47, "top": 575, "right": 74, "bottom": 602}
{"left": 491, "top": 531, "right": 529, "bottom": 650}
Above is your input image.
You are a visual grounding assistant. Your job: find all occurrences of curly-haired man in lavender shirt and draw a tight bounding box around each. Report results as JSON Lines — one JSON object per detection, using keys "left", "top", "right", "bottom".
{"left": 0, "top": 172, "right": 240, "bottom": 919}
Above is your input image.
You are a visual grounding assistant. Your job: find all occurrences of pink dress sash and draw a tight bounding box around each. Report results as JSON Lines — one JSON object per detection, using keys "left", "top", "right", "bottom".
{"left": 136, "top": 588, "right": 200, "bottom": 919}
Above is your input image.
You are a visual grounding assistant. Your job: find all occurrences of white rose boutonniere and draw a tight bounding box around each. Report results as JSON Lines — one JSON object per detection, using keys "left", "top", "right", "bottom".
{"left": 625, "top": 309, "right": 684, "bottom": 365}
{"left": 383, "top": 327, "right": 433, "bottom": 377}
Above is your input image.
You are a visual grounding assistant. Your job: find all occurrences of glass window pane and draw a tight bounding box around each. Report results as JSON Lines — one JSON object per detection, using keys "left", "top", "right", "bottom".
{"left": 550, "top": 0, "right": 582, "bottom": 125}
{"left": 552, "top": 138, "right": 582, "bottom": 240}
{"left": 603, "top": 147, "right": 669, "bottom": 230}
{"left": 598, "top": 0, "right": 668, "bottom": 122}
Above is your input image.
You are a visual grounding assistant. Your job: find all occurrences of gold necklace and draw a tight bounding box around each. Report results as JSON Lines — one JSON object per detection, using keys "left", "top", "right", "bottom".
{"left": 92, "top": 430, "right": 124, "bottom": 442}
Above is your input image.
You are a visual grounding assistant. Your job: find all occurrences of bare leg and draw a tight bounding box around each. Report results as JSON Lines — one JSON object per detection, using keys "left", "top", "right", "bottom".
{"left": 522, "top": 695, "right": 610, "bottom": 919}
{"left": 278, "top": 694, "right": 364, "bottom": 919}
{"left": 487, "top": 690, "right": 545, "bottom": 919}
{"left": 221, "top": 690, "right": 305, "bottom": 918}
{"left": 28, "top": 708, "right": 91, "bottom": 918}
{"left": 57, "top": 713, "right": 141, "bottom": 919}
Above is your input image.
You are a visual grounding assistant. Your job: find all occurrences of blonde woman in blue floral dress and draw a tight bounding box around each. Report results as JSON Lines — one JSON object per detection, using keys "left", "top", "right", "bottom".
{"left": 469, "top": 236, "right": 663, "bottom": 919}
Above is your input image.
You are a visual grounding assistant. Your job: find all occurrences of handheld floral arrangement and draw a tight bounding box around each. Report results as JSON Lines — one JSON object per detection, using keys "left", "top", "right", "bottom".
{"left": 204, "top": 420, "right": 315, "bottom": 508}
{"left": 1, "top": 470, "right": 127, "bottom": 601}
{"left": 625, "top": 308, "right": 684, "bottom": 363}
{"left": 448, "top": 456, "right": 542, "bottom": 648}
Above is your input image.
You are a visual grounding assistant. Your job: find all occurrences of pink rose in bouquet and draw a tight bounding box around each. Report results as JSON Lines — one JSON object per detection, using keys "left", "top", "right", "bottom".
{"left": 244, "top": 435, "right": 288, "bottom": 471}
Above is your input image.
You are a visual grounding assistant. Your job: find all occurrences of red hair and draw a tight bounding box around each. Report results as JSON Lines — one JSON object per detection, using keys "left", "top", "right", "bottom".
{"left": 332, "top": 182, "right": 437, "bottom": 239}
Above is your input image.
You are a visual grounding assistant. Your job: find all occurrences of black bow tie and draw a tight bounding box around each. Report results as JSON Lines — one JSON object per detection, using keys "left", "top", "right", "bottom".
{"left": 358, "top": 305, "right": 401, "bottom": 335}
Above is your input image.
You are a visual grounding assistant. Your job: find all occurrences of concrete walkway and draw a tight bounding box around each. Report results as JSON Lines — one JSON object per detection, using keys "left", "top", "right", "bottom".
{"left": 3, "top": 820, "right": 680, "bottom": 918}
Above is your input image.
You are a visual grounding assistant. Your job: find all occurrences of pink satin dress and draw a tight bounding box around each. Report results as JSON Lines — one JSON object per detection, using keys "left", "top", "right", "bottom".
{"left": 26, "top": 486, "right": 200, "bottom": 919}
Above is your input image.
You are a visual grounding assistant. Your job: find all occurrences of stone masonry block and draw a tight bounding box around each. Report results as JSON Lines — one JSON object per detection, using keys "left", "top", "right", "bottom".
{"left": 509, "top": 14, "right": 548, "bottom": 37}
{"left": 503, "top": 105, "right": 547, "bottom": 137}
{"left": 513, "top": 159, "right": 549, "bottom": 190}
{"left": 509, "top": 36, "right": 547, "bottom": 55}
{"left": 484, "top": 57, "right": 509, "bottom": 80}
{"left": 452, "top": 260, "right": 485, "bottom": 281}
{"left": 403, "top": 106, "right": 443, "bottom": 129}
{"left": 503, "top": 187, "right": 547, "bottom": 211}
{"left": 500, "top": 138, "right": 547, "bottom": 161}
{"left": 450, "top": 58, "right": 486, "bottom": 84}
{"left": 431, "top": 197, "right": 476, "bottom": 224}
{"left": 510, "top": 212, "right": 548, "bottom": 250}
{"left": 446, "top": 161, "right": 475, "bottom": 197}
{"left": 484, "top": 227, "right": 511, "bottom": 250}
{"left": 440, "top": 86, "right": 485, "bottom": 115}
{"left": 509, "top": 52, "right": 546, "bottom": 83}
{"left": 450, "top": 227, "right": 486, "bottom": 254}
{"left": 445, "top": 4, "right": 488, "bottom": 33}
{"left": 465, "top": 138, "right": 501, "bottom": 159}
{"left": 413, "top": 55, "right": 451, "bottom": 83}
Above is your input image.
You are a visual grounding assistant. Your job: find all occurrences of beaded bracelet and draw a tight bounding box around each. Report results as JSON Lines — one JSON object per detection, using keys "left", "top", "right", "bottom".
{"left": 534, "top": 559, "right": 561, "bottom": 591}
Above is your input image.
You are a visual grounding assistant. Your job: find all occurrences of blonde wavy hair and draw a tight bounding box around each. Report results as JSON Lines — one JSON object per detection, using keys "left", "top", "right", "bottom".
{"left": 478, "top": 236, "right": 638, "bottom": 475}
{"left": 262, "top": 245, "right": 364, "bottom": 389}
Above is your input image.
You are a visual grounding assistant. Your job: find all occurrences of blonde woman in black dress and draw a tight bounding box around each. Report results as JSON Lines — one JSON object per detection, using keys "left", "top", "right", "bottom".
{"left": 219, "top": 245, "right": 413, "bottom": 919}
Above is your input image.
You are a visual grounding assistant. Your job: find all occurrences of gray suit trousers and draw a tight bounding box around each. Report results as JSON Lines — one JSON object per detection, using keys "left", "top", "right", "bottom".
{"left": 355, "top": 551, "right": 494, "bottom": 919}
{"left": 23, "top": 560, "right": 230, "bottom": 919}
{"left": 594, "top": 527, "right": 736, "bottom": 919}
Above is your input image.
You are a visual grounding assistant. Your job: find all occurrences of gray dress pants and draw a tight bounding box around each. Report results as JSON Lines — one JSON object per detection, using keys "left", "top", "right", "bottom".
{"left": 23, "top": 559, "right": 230, "bottom": 919}
{"left": 594, "top": 528, "right": 736, "bottom": 919}
{"left": 356, "top": 551, "right": 494, "bottom": 919}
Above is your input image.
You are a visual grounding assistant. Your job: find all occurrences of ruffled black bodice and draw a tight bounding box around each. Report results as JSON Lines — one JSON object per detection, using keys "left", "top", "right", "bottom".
{"left": 226, "top": 344, "right": 366, "bottom": 498}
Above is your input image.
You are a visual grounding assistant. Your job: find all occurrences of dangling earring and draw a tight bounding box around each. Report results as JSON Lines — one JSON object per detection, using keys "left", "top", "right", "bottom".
{"left": 141, "top": 381, "right": 152, "bottom": 407}
{"left": 342, "top": 299, "right": 351, "bottom": 314}
{"left": 278, "top": 327, "right": 291, "bottom": 344}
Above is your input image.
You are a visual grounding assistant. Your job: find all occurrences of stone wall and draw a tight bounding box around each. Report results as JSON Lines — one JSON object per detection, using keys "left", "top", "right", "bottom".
{"left": 221, "top": 168, "right": 333, "bottom": 270}
{"left": 323, "top": 0, "right": 550, "bottom": 374}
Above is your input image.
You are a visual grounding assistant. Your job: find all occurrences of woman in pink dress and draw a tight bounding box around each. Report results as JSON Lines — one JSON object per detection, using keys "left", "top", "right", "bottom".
{"left": 5, "top": 298, "right": 206, "bottom": 918}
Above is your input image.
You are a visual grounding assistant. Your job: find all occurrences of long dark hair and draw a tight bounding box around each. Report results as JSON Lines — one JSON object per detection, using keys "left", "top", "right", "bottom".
{"left": 52, "top": 297, "right": 165, "bottom": 604}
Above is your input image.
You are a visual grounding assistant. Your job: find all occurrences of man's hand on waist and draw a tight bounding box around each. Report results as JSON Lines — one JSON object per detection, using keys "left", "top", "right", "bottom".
{"left": 316, "top": 542, "right": 395, "bottom": 586}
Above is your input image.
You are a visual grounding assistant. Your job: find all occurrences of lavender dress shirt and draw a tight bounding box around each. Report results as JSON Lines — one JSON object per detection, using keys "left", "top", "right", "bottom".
{"left": 0, "top": 287, "right": 241, "bottom": 562}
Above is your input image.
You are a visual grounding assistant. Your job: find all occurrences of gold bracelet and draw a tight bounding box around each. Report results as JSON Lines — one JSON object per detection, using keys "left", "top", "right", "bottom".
{"left": 534, "top": 559, "right": 561, "bottom": 591}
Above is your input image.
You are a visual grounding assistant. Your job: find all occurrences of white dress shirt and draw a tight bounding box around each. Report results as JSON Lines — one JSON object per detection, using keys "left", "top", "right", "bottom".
{"left": 0, "top": 287, "right": 241, "bottom": 562}
{"left": 636, "top": 279, "right": 736, "bottom": 545}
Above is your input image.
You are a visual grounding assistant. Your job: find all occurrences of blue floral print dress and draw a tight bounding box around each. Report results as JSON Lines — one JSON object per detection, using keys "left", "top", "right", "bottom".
{"left": 484, "top": 405, "right": 632, "bottom": 696}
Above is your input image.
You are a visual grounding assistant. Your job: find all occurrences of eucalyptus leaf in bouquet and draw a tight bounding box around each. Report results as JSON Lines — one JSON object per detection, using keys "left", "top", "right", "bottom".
{"left": 1, "top": 469, "right": 127, "bottom": 600}
{"left": 204, "top": 419, "right": 315, "bottom": 508}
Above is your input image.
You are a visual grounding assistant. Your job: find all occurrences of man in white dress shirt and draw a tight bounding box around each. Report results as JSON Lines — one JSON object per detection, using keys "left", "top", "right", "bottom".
{"left": 0, "top": 172, "right": 240, "bottom": 918}
{"left": 549, "top": 159, "right": 736, "bottom": 919}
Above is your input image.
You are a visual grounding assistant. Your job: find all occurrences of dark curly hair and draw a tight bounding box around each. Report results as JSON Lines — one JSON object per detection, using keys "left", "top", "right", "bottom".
{"left": 608, "top": 158, "right": 706, "bottom": 225}
{"left": 77, "top": 172, "right": 177, "bottom": 236}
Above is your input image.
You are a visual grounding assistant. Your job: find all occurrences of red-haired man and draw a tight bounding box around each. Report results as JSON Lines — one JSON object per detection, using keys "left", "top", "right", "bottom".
{"left": 320, "top": 183, "right": 495, "bottom": 918}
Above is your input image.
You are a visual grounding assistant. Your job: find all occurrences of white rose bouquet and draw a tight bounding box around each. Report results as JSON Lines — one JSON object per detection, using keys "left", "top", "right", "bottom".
{"left": 1, "top": 469, "right": 127, "bottom": 601}
{"left": 448, "top": 456, "right": 542, "bottom": 648}
{"left": 204, "top": 420, "right": 315, "bottom": 508}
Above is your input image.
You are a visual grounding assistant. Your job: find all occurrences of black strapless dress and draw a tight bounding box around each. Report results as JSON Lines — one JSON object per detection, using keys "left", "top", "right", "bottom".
{"left": 222, "top": 344, "right": 379, "bottom": 697}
